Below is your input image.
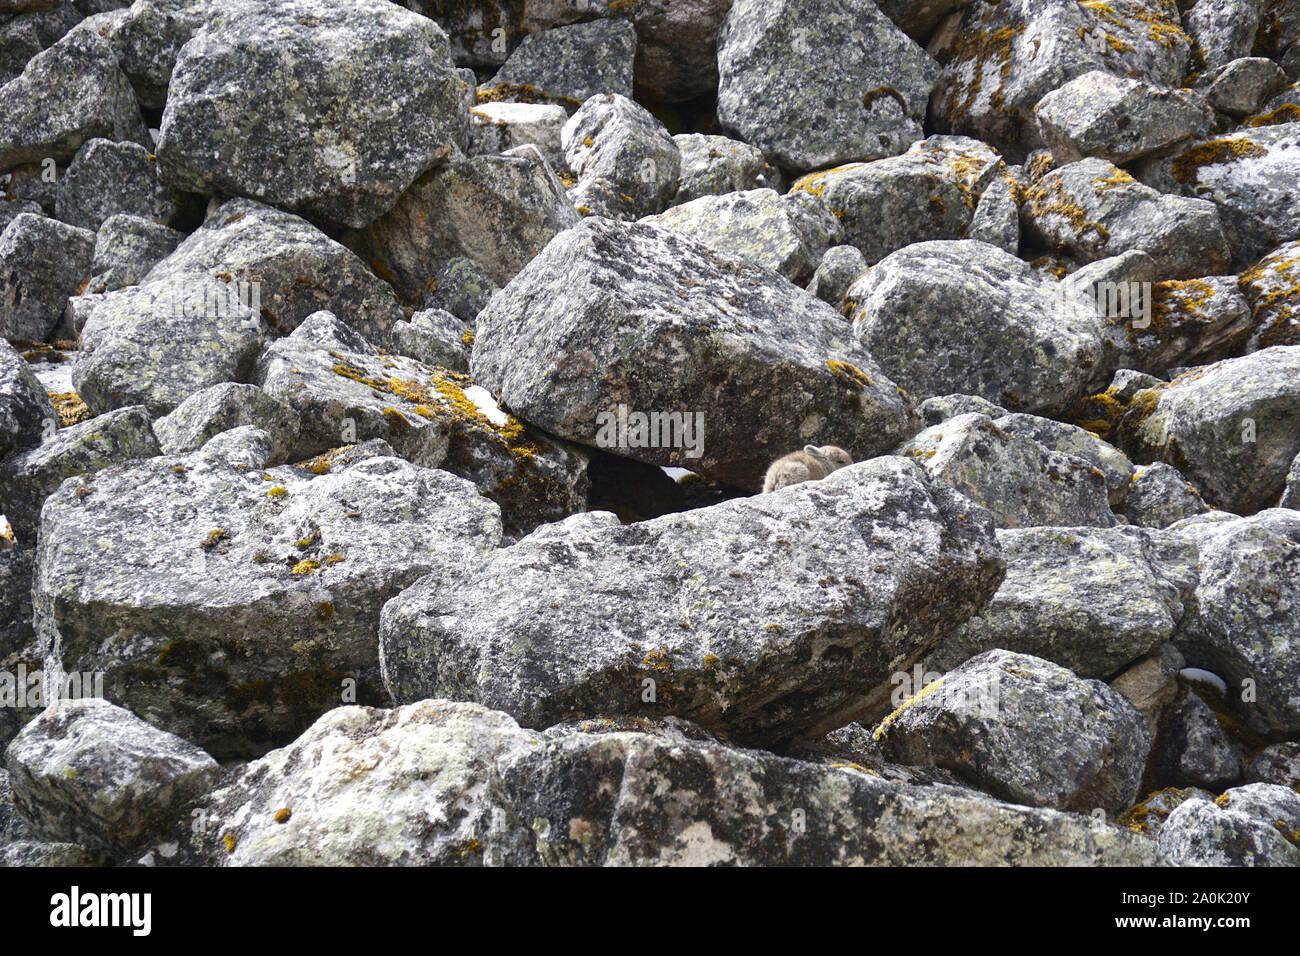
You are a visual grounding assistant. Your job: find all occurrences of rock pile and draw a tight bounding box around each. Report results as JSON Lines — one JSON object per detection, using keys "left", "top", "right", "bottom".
{"left": 2, "top": 0, "right": 1299, "bottom": 868}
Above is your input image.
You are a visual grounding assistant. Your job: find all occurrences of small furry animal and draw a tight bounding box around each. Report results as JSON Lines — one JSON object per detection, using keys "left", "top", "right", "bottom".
{"left": 762, "top": 445, "right": 853, "bottom": 493}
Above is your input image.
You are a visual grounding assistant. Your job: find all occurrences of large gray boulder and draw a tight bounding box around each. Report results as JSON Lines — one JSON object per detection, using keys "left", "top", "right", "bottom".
{"left": 486, "top": 19, "right": 636, "bottom": 108}
{"left": 642, "top": 188, "right": 842, "bottom": 283}
{"left": 471, "top": 217, "right": 916, "bottom": 491}
{"left": 1033, "top": 71, "right": 1209, "bottom": 165}
{"left": 0, "top": 404, "right": 160, "bottom": 541}
{"left": 788, "top": 136, "right": 1005, "bottom": 265}
{"left": 930, "top": 0, "right": 1191, "bottom": 161}
{"left": 0, "top": 25, "right": 149, "bottom": 172}
{"left": 923, "top": 526, "right": 1198, "bottom": 681}
{"left": 1157, "top": 791, "right": 1300, "bottom": 866}
{"left": 561, "top": 94, "right": 680, "bottom": 220}
{"left": 363, "top": 149, "right": 579, "bottom": 298}
{"left": 847, "top": 240, "right": 1104, "bottom": 414}
{"left": 255, "top": 312, "right": 588, "bottom": 537}
{"left": 1022, "top": 158, "right": 1231, "bottom": 280}
{"left": 716, "top": 0, "right": 939, "bottom": 172}
{"left": 74, "top": 277, "right": 265, "bottom": 417}
{"left": 54, "top": 138, "right": 175, "bottom": 231}
{"left": 192, "top": 699, "right": 1156, "bottom": 866}
{"left": 874, "top": 649, "right": 1152, "bottom": 814}
{"left": 1138, "top": 123, "right": 1300, "bottom": 266}
{"left": 34, "top": 447, "right": 502, "bottom": 758}
{"left": 155, "top": 0, "right": 471, "bottom": 229}
{"left": 672, "top": 133, "right": 782, "bottom": 205}
{"left": 380, "top": 455, "right": 1005, "bottom": 750}
{"left": 0, "top": 213, "right": 96, "bottom": 342}
{"left": 1118, "top": 347, "right": 1300, "bottom": 513}
{"left": 143, "top": 198, "right": 405, "bottom": 345}
{"left": 897, "top": 414, "right": 1117, "bottom": 529}
{"left": 1170, "top": 509, "right": 1300, "bottom": 737}
{"left": 4, "top": 698, "right": 219, "bottom": 857}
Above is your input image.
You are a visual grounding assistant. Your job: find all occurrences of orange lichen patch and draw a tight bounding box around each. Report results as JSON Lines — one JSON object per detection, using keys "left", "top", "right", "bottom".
{"left": 1240, "top": 249, "right": 1300, "bottom": 348}
{"left": 274, "top": 808, "right": 292, "bottom": 824}
{"left": 1247, "top": 103, "right": 1300, "bottom": 127}
{"left": 47, "top": 391, "right": 92, "bottom": 427}
{"left": 827, "top": 359, "right": 873, "bottom": 390}
{"left": 475, "top": 81, "right": 580, "bottom": 111}
{"left": 291, "top": 558, "right": 321, "bottom": 575}
{"left": 790, "top": 163, "right": 869, "bottom": 198}
{"left": 1092, "top": 166, "right": 1136, "bottom": 195}
{"left": 862, "top": 86, "right": 906, "bottom": 112}
{"left": 1170, "top": 138, "right": 1269, "bottom": 184}
{"left": 294, "top": 445, "right": 356, "bottom": 475}
{"left": 1026, "top": 176, "right": 1110, "bottom": 246}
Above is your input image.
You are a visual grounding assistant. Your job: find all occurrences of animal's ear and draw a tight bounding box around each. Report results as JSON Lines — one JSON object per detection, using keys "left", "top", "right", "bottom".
{"left": 803, "top": 444, "right": 820, "bottom": 455}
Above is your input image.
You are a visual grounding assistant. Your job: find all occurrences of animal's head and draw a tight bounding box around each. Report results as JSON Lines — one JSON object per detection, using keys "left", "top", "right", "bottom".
{"left": 804, "top": 445, "right": 853, "bottom": 471}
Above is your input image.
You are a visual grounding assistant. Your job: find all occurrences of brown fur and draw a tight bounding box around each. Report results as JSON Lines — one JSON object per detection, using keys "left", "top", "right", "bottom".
{"left": 762, "top": 445, "right": 853, "bottom": 493}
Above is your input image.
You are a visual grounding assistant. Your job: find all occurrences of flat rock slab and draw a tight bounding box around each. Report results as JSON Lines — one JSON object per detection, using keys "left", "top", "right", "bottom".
{"left": 34, "top": 449, "right": 502, "bottom": 758}
{"left": 471, "top": 217, "right": 916, "bottom": 491}
{"left": 380, "top": 456, "right": 1005, "bottom": 750}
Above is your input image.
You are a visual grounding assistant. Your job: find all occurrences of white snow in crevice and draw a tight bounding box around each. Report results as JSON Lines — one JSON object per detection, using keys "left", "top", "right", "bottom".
{"left": 464, "top": 385, "right": 509, "bottom": 426}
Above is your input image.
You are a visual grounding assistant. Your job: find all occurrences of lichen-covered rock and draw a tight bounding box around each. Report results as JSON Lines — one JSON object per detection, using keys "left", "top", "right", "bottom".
{"left": 0, "top": 25, "right": 149, "bottom": 172}
{"left": 967, "top": 170, "right": 1021, "bottom": 254}
{"left": 930, "top": 0, "right": 1191, "bottom": 161}
{"left": 1170, "top": 509, "right": 1300, "bottom": 737}
{"left": 155, "top": 0, "right": 470, "bottom": 229}
{"left": 493, "top": 714, "right": 1157, "bottom": 865}
{"left": 1138, "top": 123, "right": 1300, "bottom": 266}
{"left": 86, "top": 213, "right": 185, "bottom": 294}
{"left": 364, "top": 149, "right": 578, "bottom": 298}
{"left": 1, "top": 840, "right": 99, "bottom": 867}
{"left": 1245, "top": 741, "right": 1300, "bottom": 788}
{"left": 1033, "top": 71, "right": 1209, "bottom": 165}
{"left": 468, "top": 101, "right": 568, "bottom": 170}
{"left": 0, "top": 212, "right": 95, "bottom": 342}
{"left": 199, "top": 700, "right": 535, "bottom": 866}
{"left": 1184, "top": 0, "right": 1268, "bottom": 77}
{"left": 1207, "top": 57, "right": 1289, "bottom": 116}
{"left": 993, "top": 412, "right": 1133, "bottom": 506}
{"left": 35, "top": 449, "right": 502, "bottom": 758}
{"left": 848, "top": 240, "right": 1104, "bottom": 413}
{"left": 671, "top": 133, "right": 782, "bottom": 206}
{"left": 1023, "top": 158, "right": 1230, "bottom": 280}
{"left": 381, "top": 456, "right": 1004, "bottom": 750}
{"left": 1156, "top": 792, "right": 1300, "bottom": 865}
{"left": 807, "top": 245, "right": 869, "bottom": 309}
{"left": 103, "top": 0, "right": 215, "bottom": 111}
{"left": 642, "top": 188, "right": 841, "bottom": 283}
{"left": 1118, "top": 347, "right": 1300, "bottom": 513}
{"left": 1119, "top": 276, "right": 1252, "bottom": 376}
{"left": 874, "top": 649, "right": 1151, "bottom": 814}
{"left": 923, "top": 526, "right": 1197, "bottom": 681}
{"left": 1148, "top": 687, "right": 1245, "bottom": 789}
{"left": 919, "top": 393, "right": 1009, "bottom": 426}
{"left": 4, "top": 698, "right": 219, "bottom": 857}
{"left": 717, "top": 0, "right": 939, "bottom": 173}
{"left": 54, "top": 138, "right": 175, "bottom": 231}
{"left": 561, "top": 94, "right": 679, "bottom": 220}
{"left": 0, "top": 404, "right": 159, "bottom": 540}
{"left": 0, "top": 336, "right": 56, "bottom": 461}
{"left": 789, "top": 136, "right": 1004, "bottom": 265}
{"left": 487, "top": 19, "right": 636, "bottom": 108}
{"left": 0, "top": 546, "right": 36, "bottom": 656}
{"left": 1121, "top": 462, "right": 1213, "bottom": 527}
{"left": 145, "top": 198, "right": 405, "bottom": 344}
{"left": 1247, "top": 81, "right": 1300, "bottom": 127}
{"left": 256, "top": 313, "right": 587, "bottom": 536}
{"left": 472, "top": 217, "right": 916, "bottom": 490}
{"left": 390, "top": 308, "right": 473, "bottom": 373}
{"left": 1239, "top": 238, "right": 1300, "bottom": 352}
{"left": 1213, "top": 782, "right": 1300, "bottom": 838}
{"left": 1118, "top": 785, "right": 1215, "bottom": 837}
{"left": 152, "top": 383, "right": 301, "bottom": 463}
{"left": 74, "top": 277, "right": 265, "bottom": 416}
{"left": 898, "top": 414, "right": 1116, "bottom": 528}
